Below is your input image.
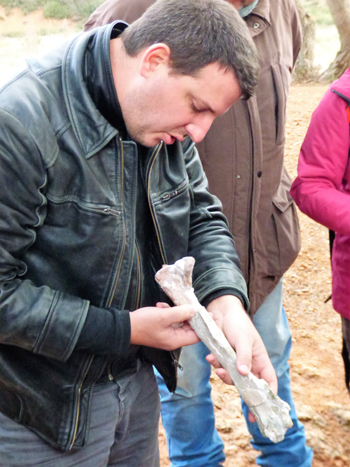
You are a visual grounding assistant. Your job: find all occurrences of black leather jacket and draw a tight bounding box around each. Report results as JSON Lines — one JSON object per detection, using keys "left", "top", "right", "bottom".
{"left": 0, "top": 23, "right": 248, "bottom": 451}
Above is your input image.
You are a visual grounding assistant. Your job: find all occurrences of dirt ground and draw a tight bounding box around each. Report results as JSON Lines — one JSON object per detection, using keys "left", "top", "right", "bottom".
{"left": 1, "top": 7, "right": 350, "bottom": 467}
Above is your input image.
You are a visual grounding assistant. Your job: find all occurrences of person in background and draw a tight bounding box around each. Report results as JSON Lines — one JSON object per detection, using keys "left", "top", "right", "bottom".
{"left": 84, "top": 0, "right": 313, "bottom": 466}
{"left": 0, "top": 1, "right": 278, "bottom": 466}
{"left": 291, "top": 67, "right": 350, "bottom": 394}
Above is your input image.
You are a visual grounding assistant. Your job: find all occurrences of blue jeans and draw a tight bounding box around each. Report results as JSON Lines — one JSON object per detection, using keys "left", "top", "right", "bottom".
{"left": 156, "top": 342, "right": 225, "bottom": 467}
{"left": 156, "top": 280, "right": 313, "bottom": 467}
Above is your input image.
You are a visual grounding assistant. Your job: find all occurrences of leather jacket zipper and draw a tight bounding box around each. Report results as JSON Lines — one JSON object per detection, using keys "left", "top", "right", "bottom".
{"left": 69, "top": 138, "right": 127, "bottom": 448}
{"left": 146, "top": 143, "right": 188, "bottom": 261}
{"left": 107, "top": 362, "right": 114, "bottom": 381}
{"left": 71, "top": 137, "right": 127, "bottom": 435}
{"left": 135, "top": 243, "right": 142, "bottom": 309}
{"left": 100, "top": 207, "right": 121, "bottom": 216}
{"left": 160, "top": 190, "right": 178, "bottom": 201}
{"left": 147, "top": 142, "right": 166, "bottom": 265}
{"left": 69, "top": 354, "right": 94, "bottom": 450}
{"left": 171, "top": 351, "right": 183, "bottom": 371}
{"left": 45, "top": 195, "right": 121, "bottom": 217}
{"left": 104, "top": 138, "right": 128, "bottom": 382}
{"left": 105, "top": 137, "right": 145, "bottom": 383}
{"left": 107, "top": 138, "right": 127, "bottom": 307}
{"left": 147, "top": 143, "right": 182, "bottom": 378}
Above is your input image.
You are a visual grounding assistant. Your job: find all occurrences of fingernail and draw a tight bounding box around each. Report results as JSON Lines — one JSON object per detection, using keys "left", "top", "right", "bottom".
{"left": 240, "top": 364, "right": 250, "bottom": 374}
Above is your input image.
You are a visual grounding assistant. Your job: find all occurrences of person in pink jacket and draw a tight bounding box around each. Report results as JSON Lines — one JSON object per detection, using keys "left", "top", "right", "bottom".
{"left": 291, "top": 68, "right": 350, "bottom": 390}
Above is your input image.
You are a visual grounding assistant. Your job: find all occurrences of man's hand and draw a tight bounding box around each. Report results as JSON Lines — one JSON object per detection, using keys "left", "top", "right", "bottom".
{"left": 205, "top": 295, "right": 277, "bottom": 421}
{"left": 129, "top": 303, "right": 200, "bottom": 350}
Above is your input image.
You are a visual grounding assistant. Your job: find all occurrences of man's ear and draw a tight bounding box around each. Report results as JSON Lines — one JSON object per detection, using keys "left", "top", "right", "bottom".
{"left": 139, "top": 43, "right": 171, "bottom": 77}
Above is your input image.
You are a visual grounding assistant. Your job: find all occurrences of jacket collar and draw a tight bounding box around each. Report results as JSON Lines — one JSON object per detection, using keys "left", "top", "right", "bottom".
{"left": 62, "top": 21, "right": 128, "bottom": 158}
{"left": 251, "top": 0, "right": 270, "bottom": 22}
{"left": 245, "top": 0, "right": 270, "bottom": 37}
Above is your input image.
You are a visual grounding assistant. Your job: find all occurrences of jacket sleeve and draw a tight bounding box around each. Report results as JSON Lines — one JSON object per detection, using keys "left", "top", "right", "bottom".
{"left": 0, "top": 109, "right": 130, "bottom": 362}
{"left": 290, "top": 88, "right": 350, "bottom": 235}
{"left": 182, "top": 138, "right": 249, "bottom": 309}
{"left": 0, "top": 109, "right": 90, "bottom": 361}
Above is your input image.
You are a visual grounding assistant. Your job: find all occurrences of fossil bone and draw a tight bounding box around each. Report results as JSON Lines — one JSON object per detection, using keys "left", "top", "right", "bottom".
{"left": 155, "top": 256, "right": 293, "bottom": 443}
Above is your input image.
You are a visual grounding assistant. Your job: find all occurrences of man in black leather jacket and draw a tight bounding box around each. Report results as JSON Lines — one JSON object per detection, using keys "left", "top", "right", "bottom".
{"left": 0, "top": 0, "right": 276, "bottom": 465}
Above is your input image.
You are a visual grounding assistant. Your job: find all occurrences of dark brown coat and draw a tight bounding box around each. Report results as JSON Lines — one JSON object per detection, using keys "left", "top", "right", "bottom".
{"left": 84, "top": 0, "right": 302, "bottom": 315}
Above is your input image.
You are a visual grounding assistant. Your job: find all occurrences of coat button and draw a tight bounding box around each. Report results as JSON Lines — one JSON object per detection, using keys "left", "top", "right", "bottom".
{"left": 257, "top": 171, "right": 262, "bottom": 178}
{"left": 253, "top": 22, "right": 260, "bottom": 29}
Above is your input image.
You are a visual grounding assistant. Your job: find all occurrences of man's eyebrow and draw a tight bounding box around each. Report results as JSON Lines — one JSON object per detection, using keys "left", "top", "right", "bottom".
{"left": 197, "top": 99, "right": 215, "bottom": 114}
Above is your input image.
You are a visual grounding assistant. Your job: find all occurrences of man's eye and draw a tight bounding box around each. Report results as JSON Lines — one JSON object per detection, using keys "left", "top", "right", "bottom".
{"left": 192, "top": 103, "right": 202, "bottom": 113}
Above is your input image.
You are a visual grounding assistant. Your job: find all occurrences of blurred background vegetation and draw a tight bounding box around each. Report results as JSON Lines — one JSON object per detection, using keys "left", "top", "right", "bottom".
{"left": 0, "top": 0, "right": 345, "bottom": 82}
{"left": 302, "top": 0, "right": 333, "bottom": 26}
{"left": 0, "top": 0, "right": 102, "bottom": 21}
{"left": 0, "top": 0, "right": 334, "bottom": 24}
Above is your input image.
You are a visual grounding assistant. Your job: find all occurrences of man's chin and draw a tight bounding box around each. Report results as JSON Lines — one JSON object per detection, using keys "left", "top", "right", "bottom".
{"left": 127, "top": 131, "right": 176, "bottom": 148}
{"left": 127, "top": 132, "right": 156, "bottom": 148}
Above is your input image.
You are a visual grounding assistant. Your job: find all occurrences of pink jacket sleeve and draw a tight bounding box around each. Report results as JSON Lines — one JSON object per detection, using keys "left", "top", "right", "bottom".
{"left": 290, "top": 86, "right": 350, "bottom": 235}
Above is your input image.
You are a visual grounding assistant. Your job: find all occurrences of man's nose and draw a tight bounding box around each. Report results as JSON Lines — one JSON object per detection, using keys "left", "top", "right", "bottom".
{"left": 185, "top": 115, "right": 215, "bottom": 143}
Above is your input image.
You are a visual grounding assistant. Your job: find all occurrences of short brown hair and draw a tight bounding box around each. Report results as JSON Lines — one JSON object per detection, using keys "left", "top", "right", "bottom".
{"left": 121, "top": 0, "right": 259, "bottom": 99}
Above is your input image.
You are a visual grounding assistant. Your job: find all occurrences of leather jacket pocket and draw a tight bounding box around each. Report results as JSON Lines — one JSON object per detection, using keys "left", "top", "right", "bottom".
{"left": 151, "top": 180, "right": 190, "bottom": 265}
{"left": 0, "top": 381, "right": 23, "bottom": 422}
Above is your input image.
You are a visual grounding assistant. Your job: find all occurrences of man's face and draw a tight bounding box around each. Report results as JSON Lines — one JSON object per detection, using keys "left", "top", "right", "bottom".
{"left": 121, "top": 61, "right": 241, "bottom": 148}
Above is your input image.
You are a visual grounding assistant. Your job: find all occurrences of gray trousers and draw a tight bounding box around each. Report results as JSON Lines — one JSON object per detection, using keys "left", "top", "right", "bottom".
{"left": 0, "top": 360, "right": 160, "bottom": 467}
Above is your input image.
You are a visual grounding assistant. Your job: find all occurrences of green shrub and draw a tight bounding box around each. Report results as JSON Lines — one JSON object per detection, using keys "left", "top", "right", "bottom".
{"left": 0, "top": 0, "right": 44, "bottom": 15}
{"left": 43, "top": 1, "right": 68, "bottom": 19}
{"left": 3, "top": 30, "right": 25, "bottom": 37}
{"left": 303, "top": 0, "right": 334, "bottom": 26}
{"left": 59, "top": 0, "right": 102, "bottom": 21}
{"left": 0, "top": 0, "right": 102, "bottom": 21}
{"left": 38, "top": 26, "right": 62, "bottom": 35}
